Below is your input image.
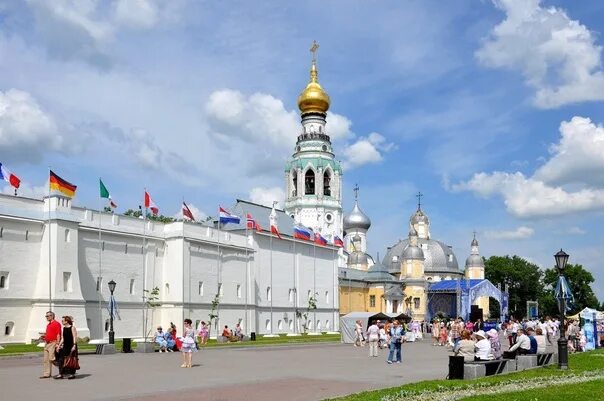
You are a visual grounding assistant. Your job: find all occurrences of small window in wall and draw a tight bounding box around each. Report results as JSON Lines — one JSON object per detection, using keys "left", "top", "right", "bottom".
{"left": 308, "top": 320, "right": 313, "bottom": 330}
{"left": 265, "top": 319, "right": 271, "bottom": 331}
{"left": 25, "top": 230, "right": 29, "bottom": 240}
{"left": 4, "top": 321, "right": 14, "bottom": 336}
{"left": 323, "top": 171, "right": 331, "bottom": 196}
{"left": 325, "top": 291, "right": 329, "bottom": 304}
{"left": 218, "top": 283, "right": 223, "bottom": 297}
{"left": 278, "top": 320, "right": 283, "bottom": 330}
{"left": 304, "top": 169, "right": 315, "bottom": 195}
{"left": 369, "top": 295, "right": 376, "bottom": 307}
{"left": 326, "top": 320, "right": 330, "bottom": 330}
{"left": 63, "top": 272, "right": 72, "bottom": 292}
{"left": 125, "top": 244, "right": 128, "bottom": 254}
{"left": 307, "top": 290, "right": 312, "bottom": 300}
{"left": 289, "top": 289, "right": 294, "bottom": 303}
{"left": 96, "top": 277, "right": 102, "bottom": 292}
{"left": 104, "top": 319, "right": 109, "bottom": 332}
{"left": 0, "top": 272, "right": 9, "bottom": 289}
{"left": 414, "top": 297, "right": 420, "bottom": 309}
{"left": 317, "top": 320, "right": 322, "bottom": 331}
{"left": 267, "top": 287, "right": 272, "bottom": 302}
{"left": 0, "top": 227, "right": 3, "bottom": 237}
{"left": 448, "top": 254, "right": 453, "bottom": 262}
{"left": 289, "top": 320, "right": 294, "bottom": 331}
{"left": 129, "top": 279, "right": 135, "bottom": 295}
{"left": 236, "top": 284, "right": 241, "bottom": 298}
{"left": 198, "top": 281, "right": 204, "bottom": 296}
{"left": 64, "top": 229, "right": 71, "bottom": 242}
{"left": 165, "top": 283, "right": 170, "bottom": 295}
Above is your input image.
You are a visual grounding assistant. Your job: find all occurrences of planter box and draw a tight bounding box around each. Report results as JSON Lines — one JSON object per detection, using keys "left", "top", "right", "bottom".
{"left": 136, "top": 342, "right": 155, "bottom": 353}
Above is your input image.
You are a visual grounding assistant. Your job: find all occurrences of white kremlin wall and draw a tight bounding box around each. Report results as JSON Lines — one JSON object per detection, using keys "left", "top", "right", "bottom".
{"left": 0, "top": 193, "right": 339, "bottom": 344}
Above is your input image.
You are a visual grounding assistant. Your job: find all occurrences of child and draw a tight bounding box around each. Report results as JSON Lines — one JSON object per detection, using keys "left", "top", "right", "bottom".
{"left": 439, "top": 322, "right": 448, "bottom": 346}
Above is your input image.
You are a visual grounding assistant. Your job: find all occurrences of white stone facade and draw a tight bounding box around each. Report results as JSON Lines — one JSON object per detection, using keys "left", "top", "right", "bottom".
{"left": 0, "top": 194, "right": 339, "bottom": 343}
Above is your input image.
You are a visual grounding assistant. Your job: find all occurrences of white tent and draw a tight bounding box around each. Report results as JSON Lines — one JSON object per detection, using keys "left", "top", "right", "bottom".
{"left": 340, "top": 312, "right": 390, "bottom": 343}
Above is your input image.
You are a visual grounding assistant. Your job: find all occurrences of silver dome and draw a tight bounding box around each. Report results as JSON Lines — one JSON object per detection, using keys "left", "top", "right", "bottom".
{"left": 409, "top": 226, "right": 418, "bottom": 237}
{"left": 343, "top": 201, "right": 371, "bottom": 231}
{"left": 471, "top": 237, "right": 479, "bottom": 247}
{"left": 410, "top": 209, "right": 429, "bottom": 225}
{"left": 347, "top": 251, "right": 369, "bottom": 265}
{"left": 367, "top": 262, "right": 395, "bottom": 282}
{"left": 402, "top": 245, "right": 424, "bottom": 260}
{"left": 465, "top": 254, "right": 484, "bottom": 268}
{"left": 384, "top": 238, "right": 460, "bottom": 274}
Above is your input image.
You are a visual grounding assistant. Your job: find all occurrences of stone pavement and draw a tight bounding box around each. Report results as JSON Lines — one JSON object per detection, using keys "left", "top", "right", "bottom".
{"left": 1, "top": 340, "right": 449, "bottom": 401}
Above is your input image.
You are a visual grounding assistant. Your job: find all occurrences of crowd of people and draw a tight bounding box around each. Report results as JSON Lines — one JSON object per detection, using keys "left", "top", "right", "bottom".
{"left": 354, "top": 319, "right": 406, "bottom": 364}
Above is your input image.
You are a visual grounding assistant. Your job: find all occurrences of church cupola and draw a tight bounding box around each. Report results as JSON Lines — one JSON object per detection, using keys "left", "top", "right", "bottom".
{"left": 343, "top": 185, "right": 370, "bottom": 254}
{"left": 465, "top": 233, "right": 485, "bottom": 279}
{"left": 410, "top": 192, "right": 430, "bottom": 239}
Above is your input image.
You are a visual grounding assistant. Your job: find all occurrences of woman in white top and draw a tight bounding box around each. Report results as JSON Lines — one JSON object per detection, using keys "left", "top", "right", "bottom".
{"left": 366, "top": 321, "right": 380, "bottom": 357}
{"left": 378, "top": 325, "right": 387, "bottom": 348}
{"left": 474, "top": 330, "right": 492, "bottom": 361}
{"left": 534, "top": 328, "right": 547, "bottom": 354}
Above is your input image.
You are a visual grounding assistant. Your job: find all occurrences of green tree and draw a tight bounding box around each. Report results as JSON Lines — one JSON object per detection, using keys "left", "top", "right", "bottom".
{"left": 542, "top": 263, "right": 599, "bottom": 315}
{"left": 484, "top": 255, "right": 544, "bottom": 319}
{"left": 123, "top": 208, "right": 175, "bottom": 223}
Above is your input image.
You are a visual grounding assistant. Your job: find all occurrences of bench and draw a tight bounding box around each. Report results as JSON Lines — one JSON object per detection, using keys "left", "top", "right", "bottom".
{"left": 464, "top": 359, "right": 508, "bottom": 379}
{"left": 537, "top": 352, "right": 554, "bottom": 366}
{"left": 88, "top": 339, "right": 109, "bottom": 355}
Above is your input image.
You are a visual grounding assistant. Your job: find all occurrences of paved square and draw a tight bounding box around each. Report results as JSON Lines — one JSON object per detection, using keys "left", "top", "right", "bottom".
{"left": 1, "top": 340, "right": 450, "bottom": 401}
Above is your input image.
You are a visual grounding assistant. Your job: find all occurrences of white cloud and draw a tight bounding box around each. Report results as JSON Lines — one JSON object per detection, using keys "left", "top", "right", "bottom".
{"left": 341, "top": 132, "right": 395, "bottom": 169}
{"left": 325, "top": 112, "right": 353, "bottom": 141}
{"left": 534, "top": 117, "right": 604, "bottom": 186}
{"left": 2, "top": 180, "right": 47, "bottom": 199}
{"left": 485, "top": 226, "right": 535, "bottom": 240}
{"left": 568, "top": 226, "right": 586, "bottom": 235}
{"left": 248, "top": 187, "right": 285, "bottom": 209}
{"left": 0, "top": 89, "right": 62, "bottom": 162}
{"left": 454, "top": 115, "right": 604, "bottom": 218}
{"left": 476, "top": 0, "right": 604, "bottom": 108}
{"left": 113, "top": 0, "right": 158, "bottom": 29}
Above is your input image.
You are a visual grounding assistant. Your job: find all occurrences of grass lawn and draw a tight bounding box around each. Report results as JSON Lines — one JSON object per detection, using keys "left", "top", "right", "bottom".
{"left": 0, "top": 333, "right": 340, "bottom": 356}
{"left": 328, "top": 349, "right": 604, "bottom": 401}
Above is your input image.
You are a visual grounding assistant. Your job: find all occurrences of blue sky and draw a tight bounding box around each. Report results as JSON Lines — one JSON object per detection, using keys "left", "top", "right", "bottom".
{"left": 1, "top": 0, "right": 604, "bottom": 300}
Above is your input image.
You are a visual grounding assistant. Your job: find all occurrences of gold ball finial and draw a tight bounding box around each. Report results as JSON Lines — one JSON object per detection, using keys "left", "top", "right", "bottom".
{"left": 297, "top": 40, "right": 330, "bottom": 114}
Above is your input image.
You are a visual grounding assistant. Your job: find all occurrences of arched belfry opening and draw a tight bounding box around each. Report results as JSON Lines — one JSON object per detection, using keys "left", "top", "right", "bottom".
{"left": 323, "top": 170, "right": 331, "bottom": 196}
{"left": 305, "top": 169, "right": 315, "bottom": 195}
{"left": 291, "top": 170, "right": 298, "bottom": 197}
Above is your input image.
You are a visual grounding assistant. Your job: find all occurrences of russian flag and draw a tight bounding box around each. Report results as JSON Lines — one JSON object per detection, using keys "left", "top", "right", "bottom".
{"left": 314, "top": 232, "right": 327, "bottom": 246}
{"left": 0, "top": 163, "right": 21, "bottom": 189}
{"left": 219, "top": 207, "right": 240, "bottom": 225}
{"left": 293, "top": 225, "right": 312, "bottom": 241}
{"left": 333, "top": 235, "right": 344, "bottom": 248}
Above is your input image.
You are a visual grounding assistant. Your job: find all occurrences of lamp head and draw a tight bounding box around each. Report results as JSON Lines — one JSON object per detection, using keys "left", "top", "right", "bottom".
{"left": 554, "top": 249, "right": 569, "bottom": 272}
{"left": 108, "top": 279, "right": 117, "bottom": 293}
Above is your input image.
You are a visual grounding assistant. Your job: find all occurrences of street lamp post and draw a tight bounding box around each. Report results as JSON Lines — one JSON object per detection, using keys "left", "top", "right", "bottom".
{"left": 554, "top": 249, "right": 569, "bottom": 370}
{"left": 108, "top": 280, "right": 116, "bottom": 345}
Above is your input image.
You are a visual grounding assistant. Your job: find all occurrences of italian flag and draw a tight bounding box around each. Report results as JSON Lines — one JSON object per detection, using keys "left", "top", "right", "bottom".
{"left": 99, "top": 179, "right": 117, "bottom": 208}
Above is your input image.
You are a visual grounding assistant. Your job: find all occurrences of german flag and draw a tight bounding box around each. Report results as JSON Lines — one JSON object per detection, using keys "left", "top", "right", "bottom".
{"left": 49, "top": 170, "right": 77, "bottom": 198}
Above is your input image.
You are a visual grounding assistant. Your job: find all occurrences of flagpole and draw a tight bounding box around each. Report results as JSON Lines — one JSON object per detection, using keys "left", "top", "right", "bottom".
{"left": 270, "top": 232, "right": 274, "bottom": 335}
{"left": 216, "top": 211, "right": 221, "bottom": 339}
{"left": 98, "top": 179, "right": 103, "bottom": 339}
{"left": 47, "top": 167, "right": 52, "bottom": 310}
{"left": 142, "top": 191, "right": 147, "bottom": 339}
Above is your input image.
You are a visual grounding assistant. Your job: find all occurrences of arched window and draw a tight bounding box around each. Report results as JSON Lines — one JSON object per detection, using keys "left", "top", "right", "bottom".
{"left": 323, "top": 170, "right": 331, "bottom": 196}
{"left": 304, "top": 169, "right": 315, "bottom": 195}
{"left": 291, "top": 170, "right": 297, "bottom": 197}
{"left": 4, "top": 321, "right": 14, "bottom": 336}
{"left": 267, "top": 287, "right": 272, "bottom": 301}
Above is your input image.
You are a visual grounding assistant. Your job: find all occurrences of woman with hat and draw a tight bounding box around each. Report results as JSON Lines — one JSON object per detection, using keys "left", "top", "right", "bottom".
{"left": 474, "top": 330, "right": 492, "bottom": 361}
{"left": 487, "top": 328, "right": 502, "bottom": 359}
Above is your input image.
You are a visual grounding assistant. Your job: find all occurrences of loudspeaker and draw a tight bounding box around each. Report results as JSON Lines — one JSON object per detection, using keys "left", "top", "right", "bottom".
{"left": 122, "top": 338, "right": 132, "bottom": 353}
{"left": 470, "top": 305, "right": 483, "bottom": 322}
{"left": 250, "top": 332, "right": 256, "bottom": 341}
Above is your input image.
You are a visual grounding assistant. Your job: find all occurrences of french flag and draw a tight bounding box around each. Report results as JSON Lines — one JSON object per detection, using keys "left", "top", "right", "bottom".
{"left": 333, "top": 235, "right": 344, "bottom": 248}
{"left": 293, "top": 225, "right": 312, "bottom": 241}
{"left": 314, "top": 232, "right": 327, "bottom": 246}
{"left": 219, "top": 207, "right": 240, "bottom": 225}
{"left": 144, "top": 191, "right": 159, "bottom": 216}
{"left": 0, "top": 163, "right": 21, "bottom": 189}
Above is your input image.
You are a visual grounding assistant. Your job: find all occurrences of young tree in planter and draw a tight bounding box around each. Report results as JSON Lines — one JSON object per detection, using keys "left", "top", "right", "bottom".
{"left": 142, "top": 286, "right": 160, "bottom": 341}
{"left": 208, "top": 294, "right": 220, "bottom": 338}
{"left": 301, "top": 293, "right": 317, "bottom": 334}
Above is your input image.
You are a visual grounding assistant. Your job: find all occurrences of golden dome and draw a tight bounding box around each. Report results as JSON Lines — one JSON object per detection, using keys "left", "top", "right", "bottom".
{"left": 297, "top": 62, "right": 330, "bottom": 114}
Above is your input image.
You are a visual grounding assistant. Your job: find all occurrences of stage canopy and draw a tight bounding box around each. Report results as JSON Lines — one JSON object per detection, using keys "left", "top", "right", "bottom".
{"left": 426, "top": 279, "right": 508, "bottom": 322}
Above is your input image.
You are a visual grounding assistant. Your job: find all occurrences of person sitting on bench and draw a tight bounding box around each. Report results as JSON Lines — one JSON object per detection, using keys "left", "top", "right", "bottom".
{"left": 508, "top": 328, "right": 531, "bottom": 356}
{"left": 474, "top": 330, "right": 492, "bottom": 361}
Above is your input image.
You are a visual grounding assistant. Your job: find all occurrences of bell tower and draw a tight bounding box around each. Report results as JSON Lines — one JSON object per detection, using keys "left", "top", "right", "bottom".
{"left": 284, "top": 41, "right": 343, "bottom": 240}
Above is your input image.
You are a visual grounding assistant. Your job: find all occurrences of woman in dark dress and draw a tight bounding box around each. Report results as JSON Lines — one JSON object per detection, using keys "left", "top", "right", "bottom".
{"left": 55, "top": 315, "right": 78, "bottom": 379}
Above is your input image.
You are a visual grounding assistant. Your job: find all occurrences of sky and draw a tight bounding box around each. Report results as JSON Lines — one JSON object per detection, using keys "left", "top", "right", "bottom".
{"left": 1, "top": 0, "right": 604, "bottom": 301}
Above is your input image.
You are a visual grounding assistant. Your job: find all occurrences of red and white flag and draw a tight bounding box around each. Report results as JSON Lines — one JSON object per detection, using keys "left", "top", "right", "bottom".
{"left": 182, "top": 202, "right": 195, "bottom": 221}
{"left": 271, "top": 224, "right": 282, "bottom": 239}
{"left": 246, "top": 213, "right": 262, "bottom": 232}
{"left": 144, "top": 191, "right": 159, "bottom": 216}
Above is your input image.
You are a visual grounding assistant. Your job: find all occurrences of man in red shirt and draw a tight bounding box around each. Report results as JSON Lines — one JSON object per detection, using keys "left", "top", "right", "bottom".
{"left": 40, "top": 311, "right": 62, "bottom": 378}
